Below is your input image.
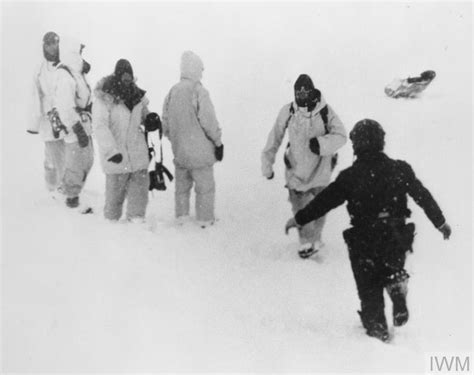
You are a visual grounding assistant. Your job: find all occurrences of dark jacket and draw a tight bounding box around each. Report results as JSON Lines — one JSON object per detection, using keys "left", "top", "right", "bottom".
{"left": 295, "top": 152, "right": 446, "bottom": 229}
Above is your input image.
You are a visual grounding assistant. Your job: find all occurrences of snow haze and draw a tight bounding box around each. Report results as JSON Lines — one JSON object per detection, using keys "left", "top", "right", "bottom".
{"left": 1, "top": 1, "right": 472, "bottom": 373}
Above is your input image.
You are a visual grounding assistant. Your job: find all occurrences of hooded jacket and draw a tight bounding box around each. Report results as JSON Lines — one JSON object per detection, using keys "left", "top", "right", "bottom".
{"left": 30, "top": 60, "right": 62, "bottom": 141}
{"left": 162, "top": 51, "right": 222, "bottom": 169}
{"left": 92, "top": 76, "right": 150, "bottom": 174}
{"left": 54, "top": 38, "right": 93, "bottom": 143}
{"left": 262, "top": 95, "right": 347, "bottom": 191}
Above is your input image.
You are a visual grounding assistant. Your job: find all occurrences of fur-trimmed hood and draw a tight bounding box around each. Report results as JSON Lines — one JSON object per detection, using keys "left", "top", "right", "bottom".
{"left": 94, "top": 75, "right": 146, "bottom": 110}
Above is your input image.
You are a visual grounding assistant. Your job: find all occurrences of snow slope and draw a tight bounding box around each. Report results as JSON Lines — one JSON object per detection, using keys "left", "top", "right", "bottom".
{"left": 1, "top": 2, "right": 472, "bottom": 373}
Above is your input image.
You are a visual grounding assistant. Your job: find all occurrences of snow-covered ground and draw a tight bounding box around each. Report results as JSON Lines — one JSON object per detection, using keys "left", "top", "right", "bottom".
{"left": 1, "top": 2, "right": 472, "bottom": 373}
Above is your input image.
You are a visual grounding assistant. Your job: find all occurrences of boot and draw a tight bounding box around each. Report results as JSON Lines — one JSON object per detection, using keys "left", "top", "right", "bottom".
{"left": 366, "top": 322, "right": 390, "bottom": 342}
{"left": 386, "top": 278, "right": 409, "bottom": 327}
{"left": 358, "top": 310, "right": 390, "bottom": 342}
{"left": 298, "top": 243, "right": 318, "bottom": 259}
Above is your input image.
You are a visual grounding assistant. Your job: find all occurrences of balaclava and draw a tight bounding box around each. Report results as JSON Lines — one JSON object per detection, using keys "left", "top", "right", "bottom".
{"left": 294, "top": 74, "right": 320, "bottom": 112}
{"left": 42, "top": 31, "right": 60, "bottom": 64}
{"left": 103, "top": 59, "right": 145, "bottom": 111}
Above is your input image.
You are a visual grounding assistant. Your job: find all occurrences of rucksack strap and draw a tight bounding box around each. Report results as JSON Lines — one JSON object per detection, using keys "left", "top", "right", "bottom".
{"left": 320, "top": 105, "right": 329, "bottom": 133}
{"left": 58, "top": 64, "right": 73, "bottom": 77}
{"left": 284, "top": 102, "right": 329, "bottom": 132}
{"left": 58, "top": 64, "right": 92, "bottom": 109}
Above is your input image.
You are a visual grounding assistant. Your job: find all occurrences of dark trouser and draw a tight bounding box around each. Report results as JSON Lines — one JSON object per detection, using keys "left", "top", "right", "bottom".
{"left": 343, "top": 221, "right": 415, "bottom": 332}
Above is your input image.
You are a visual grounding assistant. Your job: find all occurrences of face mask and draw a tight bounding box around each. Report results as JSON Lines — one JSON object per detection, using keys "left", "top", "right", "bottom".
{"left": 295, "top": 86, "right": 311, "bottom": 107}
{"left": 43, "top": 43, "right": 59, "bottom": 63}
{"left": 306, "top": 90, "right": 319, "bottom": 112}
{"left": 295, "top": 87, "right": 319, "bottom": 111}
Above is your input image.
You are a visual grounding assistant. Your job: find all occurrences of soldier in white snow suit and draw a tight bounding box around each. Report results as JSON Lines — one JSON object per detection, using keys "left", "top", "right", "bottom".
{"left": 92, "top": 59, "right": 151, "bottom": 222}
{"left": 285, "top": 119, "right": 452, "bottom": 342}
{"left": 28, "top": 32, "right": 65, "bottom": 193}
{"left": 53, "top": 38, "right": 94, "bottom": 209}
{"left": 162, "top": 51, "right": 223, "bottom": 228}
{"left": 262, "top": 74, "right": 347, "bottom": 258}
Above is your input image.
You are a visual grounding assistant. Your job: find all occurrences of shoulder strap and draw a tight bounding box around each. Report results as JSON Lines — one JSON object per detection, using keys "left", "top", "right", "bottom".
{"left": 285, "top": 103, "right": 328, "bottom": 132}
{"left": 58, "top": 65, "right": 74, "bottom": 78}
{"left": 320, "top": 105, "right": 329, "bottom": 133}
{"left": 284, "top": 102, "right": 295, "bottom": 131}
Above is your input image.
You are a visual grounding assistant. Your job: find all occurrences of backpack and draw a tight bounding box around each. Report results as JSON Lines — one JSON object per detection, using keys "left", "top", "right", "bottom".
{"left": 283, "top": 103, "right": 338, "bottom": 170}
{"left": 57, "top": 65, "right": 93, "bottom": 119}
{"left": 47, "top": 65, "right": 91, "bottom": 139}
{"left": 146, "top": 127, "right": 174, "bottom": 192}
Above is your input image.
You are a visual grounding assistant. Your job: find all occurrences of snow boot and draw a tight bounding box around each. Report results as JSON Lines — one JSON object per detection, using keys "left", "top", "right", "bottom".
{"left": 386, "top": 278, "right": 409, "bottom": 327}
{"left": 198, "top": 219, "right": 215, "bottom": 229}
{"left": 298, "top": 243, "right": 319, "bottom": 259}
{"left": 366, "top": 322, "right": 390, "bottom": 342}
{"left": 358, "top": 310, "right": 390, "bottom": 343}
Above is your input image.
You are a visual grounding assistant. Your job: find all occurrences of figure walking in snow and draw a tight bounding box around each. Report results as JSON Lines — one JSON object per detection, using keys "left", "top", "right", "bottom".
{"left": 384, "top": 70, "right": 436, "bottom": 98}
{"left": 162, "top": 51, "right": 223, "bottom": 228}
{"left": 285, "top": 119, "right": 451, "bottom": 342}
{"left": 262, "top": 74, "right": 347, "bottom": 258}
{"left": 53, "top": 38, "right": 94, "bottom": 210}
{"left": 28, "top": 32, "right": 66, "bottom": 194}
{"left": 93, "top": 59, "right": 152, "bottom": 222}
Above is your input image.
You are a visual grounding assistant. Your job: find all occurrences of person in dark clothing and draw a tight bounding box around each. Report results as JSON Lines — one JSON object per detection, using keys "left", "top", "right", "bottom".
{"left": 406, "top": 70, "right": 436, "bottom": 84}
{"left": 385, "top": 70, "right": 436, "bottom": 98}
{"left": 285, "top": 119, "right": 451, "bottom": 342}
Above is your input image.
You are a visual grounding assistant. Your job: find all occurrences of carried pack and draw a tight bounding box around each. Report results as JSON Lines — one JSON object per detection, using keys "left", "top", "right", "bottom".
{"left": 283, "top": 103, "right": 338, "bottom": 170}
{"left": 47, "top": 107, "right": 69, "bottom": 139}
{"left": 144, "top": 113, "right": 174, "bottom": 192}
{"left": 48, "top": 65, "right": 92, "bottom": 139}
{"left": 149, "top": 144, "right": 174, "bottom": 192}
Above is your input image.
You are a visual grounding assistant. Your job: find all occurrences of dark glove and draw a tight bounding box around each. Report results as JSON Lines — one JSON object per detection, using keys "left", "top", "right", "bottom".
{"left": 309, "top": 137, "right": 320, "bottom": 155}
{"left": 267, "top": 172, "right": 274, "bottom": 180}
{"left": 72, "top": 122, "right": 89, "bottom": 148}
{"left": 108, "top": 153, "right": 123, "bottom": 164}
{"left": 27, "top": 130, "right": 39, "bottom": 135}
{"left": 438, "top": 222, "right": 451, "bottom": 240}
{"left": 215, "top": 144, "right": 224, "bottom": 162}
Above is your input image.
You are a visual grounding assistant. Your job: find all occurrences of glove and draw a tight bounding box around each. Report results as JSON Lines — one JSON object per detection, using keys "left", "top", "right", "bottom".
{"left": 438, "top": 222, "right": 451, "bottom": 240}
{"left": 285, "top": 217, "right": 300, "bottom": 235}
{"left": 215, "top": 144, "right": 224, "bottom": 162}
{"left": 72, "top": 122, "right": 89, "bottom": 148}
{"left": 309, "top": 137, "right": 320, "bottom": 155}
{"left": 27, "top": 130, "right": 39, "bottom": 135}
{"left": 267, "top": 172, "right": 274, "bottom": 180}
{"left": 108, "top": 153, "right": 123, "bottom": 164}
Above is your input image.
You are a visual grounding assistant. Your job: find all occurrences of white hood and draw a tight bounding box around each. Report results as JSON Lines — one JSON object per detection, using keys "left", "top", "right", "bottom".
{"left": 180, "top": 51, "right": 204, "bottom": 81}
{"left": 59, "top": 37, "right": 84, "bottom": 73}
